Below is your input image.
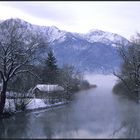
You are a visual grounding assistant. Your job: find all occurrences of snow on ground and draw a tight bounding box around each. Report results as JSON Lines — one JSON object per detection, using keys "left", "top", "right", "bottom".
{"left": 4, "top": 99, "right": 16, "bottom": 112}
{"left": 4, "top": 98, "right": 65, "bottom": 112}
{"left": 26, "top": 99, "right": 65, "bottom": 110}
{"left": 26, "top": 99, "right": 47, "bottom": 110}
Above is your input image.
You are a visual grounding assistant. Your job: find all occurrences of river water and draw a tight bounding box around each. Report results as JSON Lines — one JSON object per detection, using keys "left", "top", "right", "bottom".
{"left": 1, "top": 74, "right": 140, "bottom": 138}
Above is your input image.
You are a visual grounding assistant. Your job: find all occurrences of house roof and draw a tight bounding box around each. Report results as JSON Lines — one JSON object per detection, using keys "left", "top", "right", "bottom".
{"left": 34, "top": 84, "right": 64, "bottom": 92}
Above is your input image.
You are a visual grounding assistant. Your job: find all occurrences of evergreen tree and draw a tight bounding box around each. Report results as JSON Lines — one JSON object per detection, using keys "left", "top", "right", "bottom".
{"left": 42, "top": 50, "right": 59, "bottom": 84}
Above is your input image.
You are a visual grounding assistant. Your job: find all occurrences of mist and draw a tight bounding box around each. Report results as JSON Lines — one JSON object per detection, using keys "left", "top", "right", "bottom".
{"left": 85, "top": 74, "right": 118, "bottom": 88}
{"left": 1, "top": 74, "right": 140, "bottom": 138}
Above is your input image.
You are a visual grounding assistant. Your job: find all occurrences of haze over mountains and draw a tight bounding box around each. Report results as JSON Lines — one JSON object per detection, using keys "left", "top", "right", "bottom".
{"left": 0, "top": 18, "right": 129, "bottom": 74}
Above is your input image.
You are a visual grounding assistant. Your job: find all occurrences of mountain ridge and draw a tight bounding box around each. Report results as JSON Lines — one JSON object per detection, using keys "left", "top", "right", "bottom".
{"left": 0, "top": 18, "right": 129, "bottom": 73}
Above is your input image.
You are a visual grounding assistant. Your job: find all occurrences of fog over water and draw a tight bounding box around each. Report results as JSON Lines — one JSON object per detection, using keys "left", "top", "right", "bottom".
{"left": 85, "top": 74, "right": 118, "bottom": 88}
{"left": 1, "top": 74, "right": 140, "bottom": 138}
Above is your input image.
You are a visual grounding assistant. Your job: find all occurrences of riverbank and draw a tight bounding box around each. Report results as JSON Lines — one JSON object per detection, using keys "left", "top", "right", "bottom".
{"left": 13, "top": 100, "right": 71, "bottom": 118}
{"left": 1, "top": 84, "right": 97, "bottom": 119}
{"left": 1, "top": 99, "right": 70, "bottom": 119}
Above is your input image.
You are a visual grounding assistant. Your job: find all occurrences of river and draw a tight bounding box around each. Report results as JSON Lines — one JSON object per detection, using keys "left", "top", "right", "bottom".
{"left": 1, "top": 74, "right": 140, "bottom": 138}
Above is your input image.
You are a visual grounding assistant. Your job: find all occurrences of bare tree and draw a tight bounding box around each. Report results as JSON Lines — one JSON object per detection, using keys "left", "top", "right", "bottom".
{"left": 0, "top": 19, "right": 42, "bottom": 115}
{"left": 58, "top": 64, "right": 83, "bottom": 100}
{"left": 113, "top": 33, "right": 140, "bottom": 101}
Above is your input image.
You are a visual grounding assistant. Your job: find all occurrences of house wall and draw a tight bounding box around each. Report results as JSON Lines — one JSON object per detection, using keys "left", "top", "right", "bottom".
{"left": 34, "top": 88, "right": 64, "bottom": 100}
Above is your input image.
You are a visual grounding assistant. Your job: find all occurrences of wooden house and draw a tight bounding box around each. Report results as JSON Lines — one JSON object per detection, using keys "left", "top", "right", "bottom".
{"left": 32, "top": 84, "right": 65, "bottom": 102}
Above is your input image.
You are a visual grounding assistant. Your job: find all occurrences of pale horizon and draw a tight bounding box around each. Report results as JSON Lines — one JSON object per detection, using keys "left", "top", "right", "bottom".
{"left": 0, "top": 1, "right": 140, "bottom": 40}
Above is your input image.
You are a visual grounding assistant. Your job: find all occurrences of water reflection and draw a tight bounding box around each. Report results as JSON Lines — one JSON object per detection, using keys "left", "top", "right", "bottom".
{"left": 112, "top": 96, "right": 140, "bottom": 138}
{"left": 1, "top": 74, "right": 140, "bottom": 138}
{"left": 0, "top": 113, "right": 30, "bottom": 138}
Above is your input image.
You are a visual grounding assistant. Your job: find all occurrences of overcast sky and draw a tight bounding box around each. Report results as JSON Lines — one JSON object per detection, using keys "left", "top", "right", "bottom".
{"left": 0, "top": 1, "right": 140, "bottom": 40}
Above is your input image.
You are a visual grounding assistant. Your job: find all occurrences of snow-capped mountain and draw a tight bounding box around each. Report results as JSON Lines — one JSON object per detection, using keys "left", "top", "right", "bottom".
{"left": 0, "top": 18, "right": 129, "bottom": 73}
{"left": 79, "top": 29, "right": 128, "bottom": 46}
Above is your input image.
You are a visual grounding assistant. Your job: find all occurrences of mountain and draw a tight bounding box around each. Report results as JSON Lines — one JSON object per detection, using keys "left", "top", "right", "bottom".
{"left": 37, "top": 22, "right": 129, "bottom": 73}
{"left": 0, "top": 18, "right": 129, "bottom": 73}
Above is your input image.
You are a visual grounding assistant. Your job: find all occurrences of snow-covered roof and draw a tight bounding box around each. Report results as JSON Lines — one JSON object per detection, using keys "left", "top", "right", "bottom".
{"left": 34, "top": 84, "right": 64, "bottom": 92}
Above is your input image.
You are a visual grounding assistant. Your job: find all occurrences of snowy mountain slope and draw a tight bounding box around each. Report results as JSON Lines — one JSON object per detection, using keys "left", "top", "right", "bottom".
{"left": 0, "top": 18, "right": 129, "bottom": 73}
{"left": 82, "top": 29, "right": 127, "bottom": 46}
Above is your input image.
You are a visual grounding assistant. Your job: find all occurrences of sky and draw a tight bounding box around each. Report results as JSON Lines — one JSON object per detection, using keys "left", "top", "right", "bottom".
{"left": 0, "top": 1, "right": 140, "bottom": 40}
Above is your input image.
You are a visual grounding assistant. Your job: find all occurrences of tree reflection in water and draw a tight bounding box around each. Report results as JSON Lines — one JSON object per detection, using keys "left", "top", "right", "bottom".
{"left": 112, "top": 96, "right": 140, "bottom": 138}
{"left": 0, "top": 113, "right": 30, "bottom": 138}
